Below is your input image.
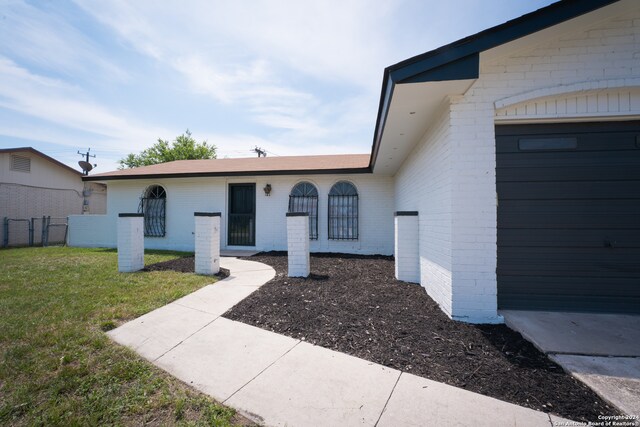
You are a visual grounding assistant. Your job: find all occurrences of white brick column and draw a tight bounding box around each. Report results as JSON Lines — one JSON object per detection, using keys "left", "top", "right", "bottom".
{"left": 194, "top": 212, "right": 221, "bottom": 275}
{"left": 394, "top": 211, "right": 419, "bottom": 283}
{"left": 286, "top": 212, "right": 310, "bottom": 277}
{"left": 449, "top": 97, "right": 502, "bottom": 324}
{"left": 117, "top": 213, "right": 144, "bottom": 273}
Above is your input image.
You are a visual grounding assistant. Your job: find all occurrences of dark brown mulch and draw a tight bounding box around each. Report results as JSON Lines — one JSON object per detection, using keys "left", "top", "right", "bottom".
{"left": 218, "top": 252, "right": 620, "bottom": 423}
{"left": 143, "top": 257, "right": 230, "bottom": 278}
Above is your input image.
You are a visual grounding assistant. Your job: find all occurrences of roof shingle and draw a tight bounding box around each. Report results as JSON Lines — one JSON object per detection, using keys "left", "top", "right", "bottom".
{"left": 84, "top": 154, "right": 371, "bottom": 181}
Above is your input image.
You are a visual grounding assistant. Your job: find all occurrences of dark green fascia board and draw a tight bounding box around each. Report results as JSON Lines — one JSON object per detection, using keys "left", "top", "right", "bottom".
{"left": 371, "top": 73, "right": 396, "bottom": 158}
{"left": 388, "top": 0, "right": 619, "bottom": 82}
{"left": 371, "top": 53, "right": 479, "bottom": 160}
{"left": 369, "top": 0, "right": 621, "bottom": 169}
{"left": 391, "top": 52, "right": 479, "bottom": 84}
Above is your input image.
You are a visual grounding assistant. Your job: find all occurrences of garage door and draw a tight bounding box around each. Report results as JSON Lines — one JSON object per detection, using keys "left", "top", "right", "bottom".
{"left": 496, "top": 121, "right": 640, "bottom": 313}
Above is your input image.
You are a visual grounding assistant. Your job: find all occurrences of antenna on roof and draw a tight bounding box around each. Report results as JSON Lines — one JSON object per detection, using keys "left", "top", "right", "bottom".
{"left": 78, "top": 148, "right": 97, "bottom": 175}
{"left": 252, "top": 146, "right": 267, "bottom": 158}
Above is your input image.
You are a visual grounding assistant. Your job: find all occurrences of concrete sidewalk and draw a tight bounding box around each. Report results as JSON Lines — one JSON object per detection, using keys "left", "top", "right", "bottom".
{"left": 109, "top": 258, "right": 572, "bottom": 427}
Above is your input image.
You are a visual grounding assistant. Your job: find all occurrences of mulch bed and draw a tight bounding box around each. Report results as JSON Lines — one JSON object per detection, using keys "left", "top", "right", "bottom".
{"left": 217, "top": 252, "right": 620, "bottom": 423}
{"left": 143, "top": 257, "right": 229, "bottom": 278}
{"left": 150, "top": 252, "right": 619, "bottom": 422}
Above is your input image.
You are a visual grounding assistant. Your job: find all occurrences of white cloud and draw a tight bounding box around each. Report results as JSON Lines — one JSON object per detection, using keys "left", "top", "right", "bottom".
{"left": 71, "top": 0, "right": 398, "bottom": 139}
{"left": 73, "top": 0, "right": 397, "bottom": 86}
{"left": 0, "top": 0, "right": 558, "bottom": 173}
{"left": 180, "top": 1, "right": 399, "bottom": 89}
{"left": 0, "top": 56, "right": 355, "bottom": 173}
{"left": 205, "top": 132, "right": 364, "bottom": 159}
{"left": 0, "top": 1, "right": 127, "bottom": 81}
{"left": 0, "top": 57, "right": 169, "bottom": 152}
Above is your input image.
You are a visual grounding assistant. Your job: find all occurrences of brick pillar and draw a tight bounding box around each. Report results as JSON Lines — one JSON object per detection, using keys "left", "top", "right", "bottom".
{"left": 194, "top": 212, "right": 221, "bottom": 275}
{"left": 118, "top": 213, "right": 144, "bottom": 273}
{"left": 286, "top": 212, "right": 310, "bottom": 277}
{"left": 395, "top": 211, "right": 419, "bottom": 283}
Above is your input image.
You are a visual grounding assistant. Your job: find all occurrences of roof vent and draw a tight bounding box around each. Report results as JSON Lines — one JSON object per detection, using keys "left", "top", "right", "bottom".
{"left": 10, "top": 155, "right": 31, "bottom": 173}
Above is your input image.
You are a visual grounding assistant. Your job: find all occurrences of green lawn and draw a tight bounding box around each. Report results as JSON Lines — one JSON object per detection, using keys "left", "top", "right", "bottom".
{"left": 0, "top": 247, "right": 241, "bottom": 426}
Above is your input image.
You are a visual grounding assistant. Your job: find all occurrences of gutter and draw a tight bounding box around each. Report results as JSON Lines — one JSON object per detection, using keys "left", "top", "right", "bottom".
{"left": 82, "top": 167, "right": 372, "bottom": 182}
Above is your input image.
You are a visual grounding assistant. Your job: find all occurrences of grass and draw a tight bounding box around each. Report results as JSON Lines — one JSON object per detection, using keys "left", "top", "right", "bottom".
{"left": 0, "top": 247, "right": 240, "bottom": 426}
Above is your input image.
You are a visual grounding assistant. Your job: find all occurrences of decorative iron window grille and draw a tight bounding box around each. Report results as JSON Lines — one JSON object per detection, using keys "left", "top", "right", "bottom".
{"left": 138, "top": 185, "right": 166, "bottom": 237}
{"left": 289, "top": 182, "right": 318, "bottom": 240}
{"left": 328, "top": 181, "right": 358, "bottom": 240}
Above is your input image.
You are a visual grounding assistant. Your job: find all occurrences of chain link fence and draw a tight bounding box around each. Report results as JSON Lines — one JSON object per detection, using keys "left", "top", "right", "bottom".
{"left": 2, "top": 216, "right": 68, "bottom": 248}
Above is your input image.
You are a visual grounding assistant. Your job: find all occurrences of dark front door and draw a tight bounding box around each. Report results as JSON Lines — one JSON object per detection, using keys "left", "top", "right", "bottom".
{"left": 228, "top": 184, "right": 255, "bottom": 246}
{"left": 496, "top": 121, "right": 640, "bottom": 314}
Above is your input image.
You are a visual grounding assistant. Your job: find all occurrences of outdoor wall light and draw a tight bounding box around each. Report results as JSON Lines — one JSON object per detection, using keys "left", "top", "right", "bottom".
{"left": 263, "top": 184, "right": 272, "bottom": 196}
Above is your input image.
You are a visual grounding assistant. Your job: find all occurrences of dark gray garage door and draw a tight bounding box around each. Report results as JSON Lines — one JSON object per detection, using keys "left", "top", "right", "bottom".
{"left": 496, "top": 121, "right": 640, "bottom": 313}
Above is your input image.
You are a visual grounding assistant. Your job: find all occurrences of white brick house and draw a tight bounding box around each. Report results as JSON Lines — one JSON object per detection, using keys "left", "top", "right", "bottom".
{"left": 74, "top": 0, "right": 640, "bottom": 323}
{"left": 71, "top": 157, "right": 395, "bottom": 254}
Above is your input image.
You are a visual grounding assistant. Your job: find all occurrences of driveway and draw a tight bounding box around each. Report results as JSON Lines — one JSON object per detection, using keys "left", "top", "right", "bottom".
{"left": 502, "top": 310, "right": 640, "bottom": 418}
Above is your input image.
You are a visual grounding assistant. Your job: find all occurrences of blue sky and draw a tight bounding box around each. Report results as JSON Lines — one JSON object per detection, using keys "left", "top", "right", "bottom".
{"left": 0, "top": 0, "right": 555, "bottom": 173}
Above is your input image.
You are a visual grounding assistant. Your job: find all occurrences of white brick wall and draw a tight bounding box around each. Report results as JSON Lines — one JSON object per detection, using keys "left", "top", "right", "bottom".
{"left": 395, "top": 6, "right": 639, "bottom": 323}
{"left": 70, "top": 174, "right": 394, "bottom": 255}
{"left": 287, "top": 213, "right": 310, "bottom": 277}
{"left": 194, "top": 213, "right": 221, "bottom": 275}
{"left": 117, "top": 214, "right": 144, "bottom": 273}
{"left": 85, "top": 182, "right": 107, "bottom": 215}
{"left": 255, "top": 174, "right": 394, "bottom": 255}
{"left": 448, "top": 97, "right": 501, "bottom": 323}
{"left": 68, "top": 214, "right": 116, "bottom": 247}
{"left": 395, "top": 104, "right": 454, "bottom": 316}
{"left": 394, "top": 212, "right": 419, "bottom": 283}
{"left": 0, "top": 183, "right": 80, "bottom": 246}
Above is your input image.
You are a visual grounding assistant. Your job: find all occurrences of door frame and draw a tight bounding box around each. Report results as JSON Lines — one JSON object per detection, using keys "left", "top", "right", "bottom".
{"left": 227, "top": 183, "right": 256, "bottom": 246}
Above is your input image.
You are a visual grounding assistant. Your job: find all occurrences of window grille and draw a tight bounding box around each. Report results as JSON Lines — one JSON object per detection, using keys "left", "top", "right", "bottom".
{"left": 328, "top": 181, "right": 358, "bottom": 240}
{"left": 138, "top": 185, "right": 166, "bottom": 237}
{"left": 289, "top": 182, "right": 318, "bottom": 239}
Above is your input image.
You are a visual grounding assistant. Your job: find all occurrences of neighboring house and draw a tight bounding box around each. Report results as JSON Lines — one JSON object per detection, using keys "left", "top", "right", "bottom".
{"left": 0, "top": 147, "right": 106, "bottom": 246}
{"left": 74, "top": 0, "right": 640, "bottom": 322}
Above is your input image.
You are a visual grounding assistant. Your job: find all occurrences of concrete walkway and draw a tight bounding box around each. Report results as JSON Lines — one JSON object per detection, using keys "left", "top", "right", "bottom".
{"left": 503, "top": 310, "right": 640, "bottom": 418}
{"left": 110, "top": 258, "right": 572, "bottom": 426}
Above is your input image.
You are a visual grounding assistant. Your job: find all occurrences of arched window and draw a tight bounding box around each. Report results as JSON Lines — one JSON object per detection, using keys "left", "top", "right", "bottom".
{"left": 328, "top": 181, "right": 358, "bottom": 240}
{"left": 289, "top": 181, "right": 318, "bottom": 239}
{"left": 138, "top": 185, "right": 166, "bottom": 237}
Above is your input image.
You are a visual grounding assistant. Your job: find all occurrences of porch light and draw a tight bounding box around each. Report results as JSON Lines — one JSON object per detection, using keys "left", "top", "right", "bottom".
{"left": 263, "top": 184, "right": 272, "bottom": 196}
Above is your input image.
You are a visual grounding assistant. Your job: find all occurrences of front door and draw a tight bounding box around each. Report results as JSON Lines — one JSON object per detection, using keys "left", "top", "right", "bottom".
{"left": 228, "top": 184, "right": 255, "bottom": 246}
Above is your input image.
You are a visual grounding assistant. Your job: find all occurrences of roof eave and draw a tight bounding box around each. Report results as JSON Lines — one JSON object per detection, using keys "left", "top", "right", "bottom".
{"left": 82, "top": 166, "right": 373, "bottom": 181}
{"left": 0, "top": 146, "right": 83, "bottom": 176}
{"left": 368, "top": 0, "right": 621, "bottom": 170}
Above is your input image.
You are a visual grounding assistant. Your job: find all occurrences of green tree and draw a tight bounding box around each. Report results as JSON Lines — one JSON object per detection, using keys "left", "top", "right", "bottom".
{"left": 118, "top": 130, "right": 216, "bottom": 169}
